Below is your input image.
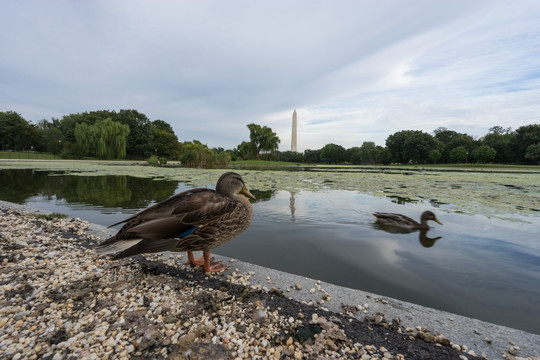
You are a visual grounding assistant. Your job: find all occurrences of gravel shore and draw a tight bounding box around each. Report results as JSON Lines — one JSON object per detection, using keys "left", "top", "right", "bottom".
{"left": 0, "top": 202, "right": 538, "bottom": 360}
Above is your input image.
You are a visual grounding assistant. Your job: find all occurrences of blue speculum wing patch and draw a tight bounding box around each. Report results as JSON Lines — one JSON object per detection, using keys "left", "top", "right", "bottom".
{"left": 177, "top": 226, "right": 197, "bottom": 239}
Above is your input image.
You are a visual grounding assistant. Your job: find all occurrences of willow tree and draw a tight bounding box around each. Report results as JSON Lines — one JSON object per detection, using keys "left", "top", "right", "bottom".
{"left": 74, "top": 122, "right": 97, "bottom": 157}
{"left": 97, "top": 118, "right": 130, "bottom": 159}
{"left": 74, "top": 118, "right": 130, "bottom": 159}
{"left": 246, "top": 123, "right": 280, "bottom": 158}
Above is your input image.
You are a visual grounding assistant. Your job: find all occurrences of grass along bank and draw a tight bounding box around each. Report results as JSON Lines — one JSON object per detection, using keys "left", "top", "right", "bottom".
{"left": 0, "top": 151, "right": 61, "bottom": 160}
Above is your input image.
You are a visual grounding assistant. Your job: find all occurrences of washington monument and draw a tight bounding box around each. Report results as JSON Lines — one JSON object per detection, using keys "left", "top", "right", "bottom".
{"left": 291, "top": 109, "right": 297, "bottom": 152}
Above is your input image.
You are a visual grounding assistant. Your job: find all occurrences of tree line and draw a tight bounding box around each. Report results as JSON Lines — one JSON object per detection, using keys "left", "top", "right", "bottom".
{"left": 279, "top": 125, "right": 540, "bottom": 165}
{"left": 1, "top": 109, "right": 539, "bottom": 165}
{"left": 0, "top": 109, "right": 181, "bottom": 160}
{"left": 0, "top": 109, "right": 281, "bottom": 167}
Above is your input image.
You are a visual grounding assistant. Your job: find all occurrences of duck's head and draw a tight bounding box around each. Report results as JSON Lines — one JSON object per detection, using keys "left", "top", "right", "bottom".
{"left": 421, "top": 210, "right": 443, "bottom": 225}
{"left": 216, "top": 172, "right": 256, "bottom": 200}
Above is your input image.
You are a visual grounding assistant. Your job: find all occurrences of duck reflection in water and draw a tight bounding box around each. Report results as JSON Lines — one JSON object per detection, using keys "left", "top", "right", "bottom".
{"left": 372, "top": 210, "right": 443, "bottom": 248}
{"left": 418, "top": 230, "right": 442, "bottom": 247}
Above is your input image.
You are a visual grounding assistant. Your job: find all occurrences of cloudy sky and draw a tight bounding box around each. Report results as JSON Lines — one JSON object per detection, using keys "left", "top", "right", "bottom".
{"left": 2, "top": 1, "right": 540, "bottom": 152}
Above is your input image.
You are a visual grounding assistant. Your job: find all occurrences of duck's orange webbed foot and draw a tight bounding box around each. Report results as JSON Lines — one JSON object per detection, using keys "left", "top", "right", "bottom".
{"left": 205, "top": 261, "right": 228, "bottom": 273}
{"left": 186, "top": 251, "right": 228, "bottom": 273}
{"left": 186, "top": 251, "right": 214, "bottom": 266}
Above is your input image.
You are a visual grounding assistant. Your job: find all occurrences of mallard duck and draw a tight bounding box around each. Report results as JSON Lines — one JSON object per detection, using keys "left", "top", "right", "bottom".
{"left": 95, "top": 172, "right": 255, "bottom": 273}
{"left": 373, "top": 210, "right": 442, "bottom": 231}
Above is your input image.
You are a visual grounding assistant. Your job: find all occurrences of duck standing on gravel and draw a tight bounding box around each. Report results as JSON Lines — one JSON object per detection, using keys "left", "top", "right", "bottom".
{"left": 373, "top": 210, "right": 442, "bottom": 231}
{"left": 95, "top": 172, "right": 255, "bottom": 273}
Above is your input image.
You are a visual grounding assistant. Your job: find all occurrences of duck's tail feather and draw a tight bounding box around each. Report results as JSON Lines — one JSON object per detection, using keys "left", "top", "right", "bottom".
{"left": 95, "top": 238, "right": 144, "bottom": 256}
{"left": 107, "top": 218, "right": 129, "bottom": 228}
{"left": 109, "top": 238, "right": 180, "bottom": 260}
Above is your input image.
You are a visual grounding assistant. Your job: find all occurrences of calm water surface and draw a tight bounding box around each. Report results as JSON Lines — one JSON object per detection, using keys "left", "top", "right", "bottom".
{"left": 1, "top": 169, "right": 539, "bottom": 334}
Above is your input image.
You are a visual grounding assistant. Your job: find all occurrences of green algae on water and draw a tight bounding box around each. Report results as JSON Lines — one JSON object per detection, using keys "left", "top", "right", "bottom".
{"left": 2, "top": 160, "right": 539, "bottom": 218}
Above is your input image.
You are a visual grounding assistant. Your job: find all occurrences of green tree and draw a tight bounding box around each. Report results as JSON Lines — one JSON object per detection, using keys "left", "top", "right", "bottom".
{"left": 59, "top": 110, "right": 116, "bottom": 143}
{"left": 35, "top": 119, "right": 64, "bottom": 154}
{"left": 59, "top": 110, "right": 154, "bottom": 158}
{"left": 433, "top": 128, "right": 474, "bottom": 163}
{"left": 0, "top": 111, "right": 35, "bottom": 151}
{"left": 525, "top": 143, "right": 540, "bottom": 165}
{"left": 73, "top": 122, "right": 95, "bottom": 157}
{"left": 225, "top": 150, "right": 238, "bottom": 161}
{"left": 346, "top": 147, "right": 361, "bottom": 164}
{"left": 404, "top": 131, "right": 437, "bottom": 163}
{"left": 116, "top": 109, "right": 154, "bottom": 158}
{"left": 153, "top": 129, "right": 181, "bottom": 159}
{"left": 358, "top": 141, "right": 378, "bottom": 164}
{"left": 385, "top": 130, "right": 411, "bottom": 163}
{"left": 246, "top": 123, "right": 281, "bottom": 157}
{"left": 447, "top": 134, "right": 474, "bottom": 153}
{"left": 74, "top": 118, "right": 130, "bottom": 159}
{"left": 279, "top": 151, "right": 304, "bottom": 163}
{"left": 377, "top": 147, "right": 392, "bottom": 165}
{"left": 450, "top": 146, "right": 468, "bottom": 163}
{"left": 481, "top": 127, "right": 514, "bottom": 163}
{"left": 236, "top": 141, "right": 257, "bottom": 160}
{"left": 433, "top": 127, "right": 458, "bottom": 144}
{"left": 63, "top": 142, "right": 87, "bottom": 159}
{"left": 152, "top": 119, "right": 175, "bottom": 134}
{"left": 180, "top": 141, "right": 216, "bottom": 167}
{"left": 214, "top": 151, "right": 231, "bottom": 166}
{"left": 97, "top": 118, "right": 130, "bottom": 159}
{"left": 320, "top": 143, "right": 346, "bottom": 164}
{"left": 488, "top": 126, "right": 512, "bottom": 135}
{"left": 387, "top": 130, "right": 436, "bottom": 163}
{"left": 429, "top": 149, "right": 442, "bottom": 163}
{"left": 472, "top": 145, "right": 496, "bottom": 163}
{"left": 347, "top": 142, "right": 380, "bottom": 164}
{"left": 511, "top": 124, "right": 540, "bottom": 163}
{"left": 304, "top": 149, "right": 321, "bottom": 163}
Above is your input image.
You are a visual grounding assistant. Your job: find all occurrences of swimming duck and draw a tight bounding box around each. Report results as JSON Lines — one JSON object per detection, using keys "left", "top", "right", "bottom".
{"left": 95, "top": 172, "right": 255, "bottom": 273}
{"left": 373, "top": 210, "right": 442, "bottom": 231}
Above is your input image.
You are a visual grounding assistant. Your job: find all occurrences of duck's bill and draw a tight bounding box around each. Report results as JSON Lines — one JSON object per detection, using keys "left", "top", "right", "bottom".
{"left": 242, "top": 186, "right": 256, "bottom": 200}
{"left": 434, "top": 217, "right": 443, "bottom": 225}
